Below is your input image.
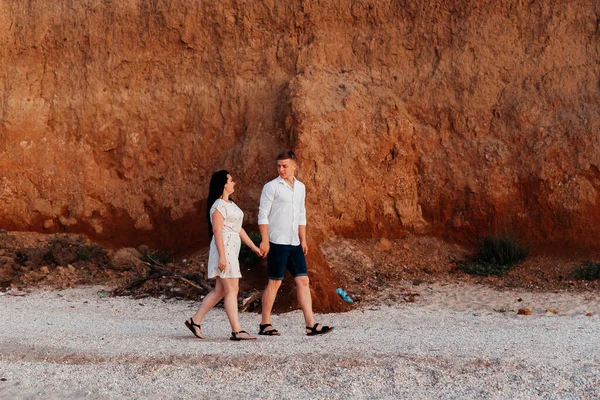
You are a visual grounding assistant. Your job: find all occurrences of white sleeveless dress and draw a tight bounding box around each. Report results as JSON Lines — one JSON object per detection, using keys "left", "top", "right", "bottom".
{"left": 207, "top": 199, "right": 243, "bottom": 279}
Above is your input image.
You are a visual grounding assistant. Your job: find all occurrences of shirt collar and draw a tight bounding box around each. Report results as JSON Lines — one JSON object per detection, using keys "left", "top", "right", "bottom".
{"left": 276, "top": 175, "right": 296, "bottom": 188}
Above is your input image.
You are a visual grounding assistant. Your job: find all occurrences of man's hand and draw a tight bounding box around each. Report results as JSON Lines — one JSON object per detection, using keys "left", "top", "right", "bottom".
{"left": 259, "top": 241, "right": 270, "bottom": 258}
{"left": 301, "top": 241, "right": 308, "bottom": 255}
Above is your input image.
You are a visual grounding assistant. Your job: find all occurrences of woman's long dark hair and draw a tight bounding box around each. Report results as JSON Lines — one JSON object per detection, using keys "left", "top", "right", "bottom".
{"left": 206, "top": 170, "right": 230, "bottom": 240}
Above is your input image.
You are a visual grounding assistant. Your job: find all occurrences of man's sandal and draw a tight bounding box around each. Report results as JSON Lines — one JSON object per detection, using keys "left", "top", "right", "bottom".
{"left": 184, "top": 318, "right": 205, "bottom": 339}
{"left": 305, "top": 323, "right": 334, "bottom": 336}
{"left": 230, "top": 330, "right": 257, "bottom": 341}
{"left": 258, "top": 323, "right": 281, "bottom": 336}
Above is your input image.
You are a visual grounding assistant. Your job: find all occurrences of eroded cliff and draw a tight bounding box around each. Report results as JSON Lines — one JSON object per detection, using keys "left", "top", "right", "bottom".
{"left": 1, "top": 0, "right": 599, "bottom": 310}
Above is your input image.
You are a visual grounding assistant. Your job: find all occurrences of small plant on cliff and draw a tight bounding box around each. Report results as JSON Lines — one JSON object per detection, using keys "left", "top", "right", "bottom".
{"left": 573, "top": 261, "right": 600, "bottom": 281}
{"left": 239, "top": 231, "right": 262, "bottom": 266}
{"left": 478, "top": 234, "right": 529, "bottom": 266}
{"left": 459, "top": 233, "right": 529, "bottom": 276}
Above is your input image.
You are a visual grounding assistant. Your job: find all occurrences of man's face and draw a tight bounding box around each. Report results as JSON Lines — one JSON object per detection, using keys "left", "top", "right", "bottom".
{"left": 277, "top": 159, "right": 296, "bottom": 180}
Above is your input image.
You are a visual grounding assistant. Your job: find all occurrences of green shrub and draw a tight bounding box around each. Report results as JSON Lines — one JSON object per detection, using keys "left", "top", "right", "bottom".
{"left": 574, "top": 261, "right": 600, "bottom": 281}
{"left": 239, "top": 231, "right": 262, "bottom": 266}
{"left": 459, "top": 261, "right": 513, "bottom": 276}
{"left": 459, "top": 233, "right": 529, "bottom": 276}
{"left": 477, "top": 235, "right": 529, "bottom": 266}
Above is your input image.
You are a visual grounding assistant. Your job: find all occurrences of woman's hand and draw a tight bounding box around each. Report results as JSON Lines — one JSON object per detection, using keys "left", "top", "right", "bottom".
{"left": 252, "top": 246, "right": 264, "bottom": 257}
{"left": 259, "top": 241, "right": 270, "bottom": 258}
{"left": 218, "top": 256, "right": 227, "bottom": 272}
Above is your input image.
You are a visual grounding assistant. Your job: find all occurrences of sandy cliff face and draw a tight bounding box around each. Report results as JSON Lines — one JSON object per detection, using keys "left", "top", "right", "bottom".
{"left": 0, "top": 0, "right": 296, "bottom": 251}
{"left": 1, "top": 1, "right": 599, "bottom": 310}
{"left": 288, "top": 1, "right": 600, "bottom": 250}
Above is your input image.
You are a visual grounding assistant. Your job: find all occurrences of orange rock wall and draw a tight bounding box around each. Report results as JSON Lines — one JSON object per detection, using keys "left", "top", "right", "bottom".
{"left": 1, "top": 1, "right": 600, "bottom": 309}
{"left": 288, "top": 1, "right": 600, "bottom": 251}
{"left": 1, "top": 0, "right": 298, "bottom": 251}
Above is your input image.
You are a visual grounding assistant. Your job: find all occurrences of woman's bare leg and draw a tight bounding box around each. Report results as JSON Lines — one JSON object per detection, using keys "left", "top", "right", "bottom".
{"left": 221, "top": 278, "right": 255, "bottom": 339}
{"left": 192, "top": 277, "right": 225, "bottom": 323}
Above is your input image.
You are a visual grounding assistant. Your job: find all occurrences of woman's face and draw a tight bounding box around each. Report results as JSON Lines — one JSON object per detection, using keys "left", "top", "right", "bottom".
{"left": 223, "top": 174, "right": 235, "bottom": 196}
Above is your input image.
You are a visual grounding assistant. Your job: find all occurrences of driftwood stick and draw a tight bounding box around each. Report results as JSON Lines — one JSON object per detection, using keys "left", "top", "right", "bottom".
{"left": 239, "top": 291, "right": 262, "bottom": 313}
{"left": 112, "top": 257, "right": 212, "bottom": 296}
{"left": 173, "top": 275, "right": 212, "bottom": 292}
{"left": 144, "top": 253, "right": 165, "bottom": 267}
{"left": 112, "top": 273, "right": 162, "bottom": 296}
{"left": 181, "top": 273, "right": 212, "bottom": 292}
{"left": 131, "top": 255, "right": 144, "bottom": 278}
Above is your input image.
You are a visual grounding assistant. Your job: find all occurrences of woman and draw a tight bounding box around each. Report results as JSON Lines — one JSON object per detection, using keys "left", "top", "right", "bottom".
{"left": 185, "top": 170, "right": 262, "bottom": 341}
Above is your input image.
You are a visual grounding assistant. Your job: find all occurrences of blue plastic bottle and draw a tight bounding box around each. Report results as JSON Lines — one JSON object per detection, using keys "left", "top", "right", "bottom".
{"left": 336, "top": 288, "right": 353, "bottom": 303}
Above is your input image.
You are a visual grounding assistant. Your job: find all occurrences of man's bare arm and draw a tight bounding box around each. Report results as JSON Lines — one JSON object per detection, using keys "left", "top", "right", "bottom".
{"left": 259, "top": 224, "right": 270, "bottom": 258}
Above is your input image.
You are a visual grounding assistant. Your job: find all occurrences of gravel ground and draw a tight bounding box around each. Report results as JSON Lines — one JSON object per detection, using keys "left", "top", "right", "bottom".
{"left": 1, "top": 286, "right": 599, "bottom": 399}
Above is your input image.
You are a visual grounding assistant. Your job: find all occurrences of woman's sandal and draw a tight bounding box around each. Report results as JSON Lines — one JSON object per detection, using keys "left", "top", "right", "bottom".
{"left": 184, "top": 318, "right": 205, "bottom": 339}
{"left": 258, "top": 323, "right": 281, "bottom": 336}
{"left": 305, "top": 323, "right": 334, "bottom": 336}
{"left": 230, "top": 330, "right": 257, "bottom": 341}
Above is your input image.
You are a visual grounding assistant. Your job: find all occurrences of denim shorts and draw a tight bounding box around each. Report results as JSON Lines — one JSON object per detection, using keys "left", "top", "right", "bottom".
{"left": 267, "top": 242, "right": 307, "bottom": 280}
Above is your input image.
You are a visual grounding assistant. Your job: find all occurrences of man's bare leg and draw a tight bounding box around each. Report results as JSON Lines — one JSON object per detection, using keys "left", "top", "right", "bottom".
{"left": 295, "top": 276, "right": 315, "bottom": 327}
{"left": 295, "top": 275, "right": 333, "bottom": 334}
{"left": 260, "top": 279, "right": 282, "bottom": 333}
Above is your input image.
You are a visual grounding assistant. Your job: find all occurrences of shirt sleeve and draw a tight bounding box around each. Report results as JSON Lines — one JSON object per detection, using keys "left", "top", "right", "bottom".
{"left": 211, "top": 199, "right": 227, "bottom": 221}
{"left": 298, "top": 183, "right": 307, "bottom": 226}
{"left": 258, "top": 183, "right": 274, "bottom": 225}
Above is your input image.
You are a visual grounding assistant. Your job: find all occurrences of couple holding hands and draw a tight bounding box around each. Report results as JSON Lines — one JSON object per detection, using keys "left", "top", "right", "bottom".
{"left": 185, "top": 151, "right": 334, "bottom": 341}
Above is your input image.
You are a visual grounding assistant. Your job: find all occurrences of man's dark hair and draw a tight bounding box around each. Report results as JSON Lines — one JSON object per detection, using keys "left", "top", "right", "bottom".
{"left": 277, "top": 150, "right": 297, "bottom": 161}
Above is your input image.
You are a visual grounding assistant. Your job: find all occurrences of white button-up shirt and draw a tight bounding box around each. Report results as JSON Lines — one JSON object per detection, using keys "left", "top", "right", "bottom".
{"left": 258, "top": 176, "right": 307, "bottom": 246}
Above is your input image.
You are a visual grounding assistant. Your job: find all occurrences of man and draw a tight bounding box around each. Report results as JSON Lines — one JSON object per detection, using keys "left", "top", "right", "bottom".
{"left": 257, "top": 151, "right": 334, "bottom": 336}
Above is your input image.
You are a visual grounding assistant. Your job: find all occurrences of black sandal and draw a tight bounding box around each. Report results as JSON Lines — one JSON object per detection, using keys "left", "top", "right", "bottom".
{"left": 184, "top": 318, "right": 205, "bottom": 339}
{"left": 258, "top": 323, "right": 281, "bottom": 336}
{"left": 305, "top": 323, "right": 334, "bottom": 336}
{"left": 230, "top": 330, "right": 256, "bottom": 341}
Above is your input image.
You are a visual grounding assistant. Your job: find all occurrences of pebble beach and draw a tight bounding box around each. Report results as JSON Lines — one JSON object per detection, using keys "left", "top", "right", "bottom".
{"left": 1, "top": 284, "right": 599, "bottom": 399}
